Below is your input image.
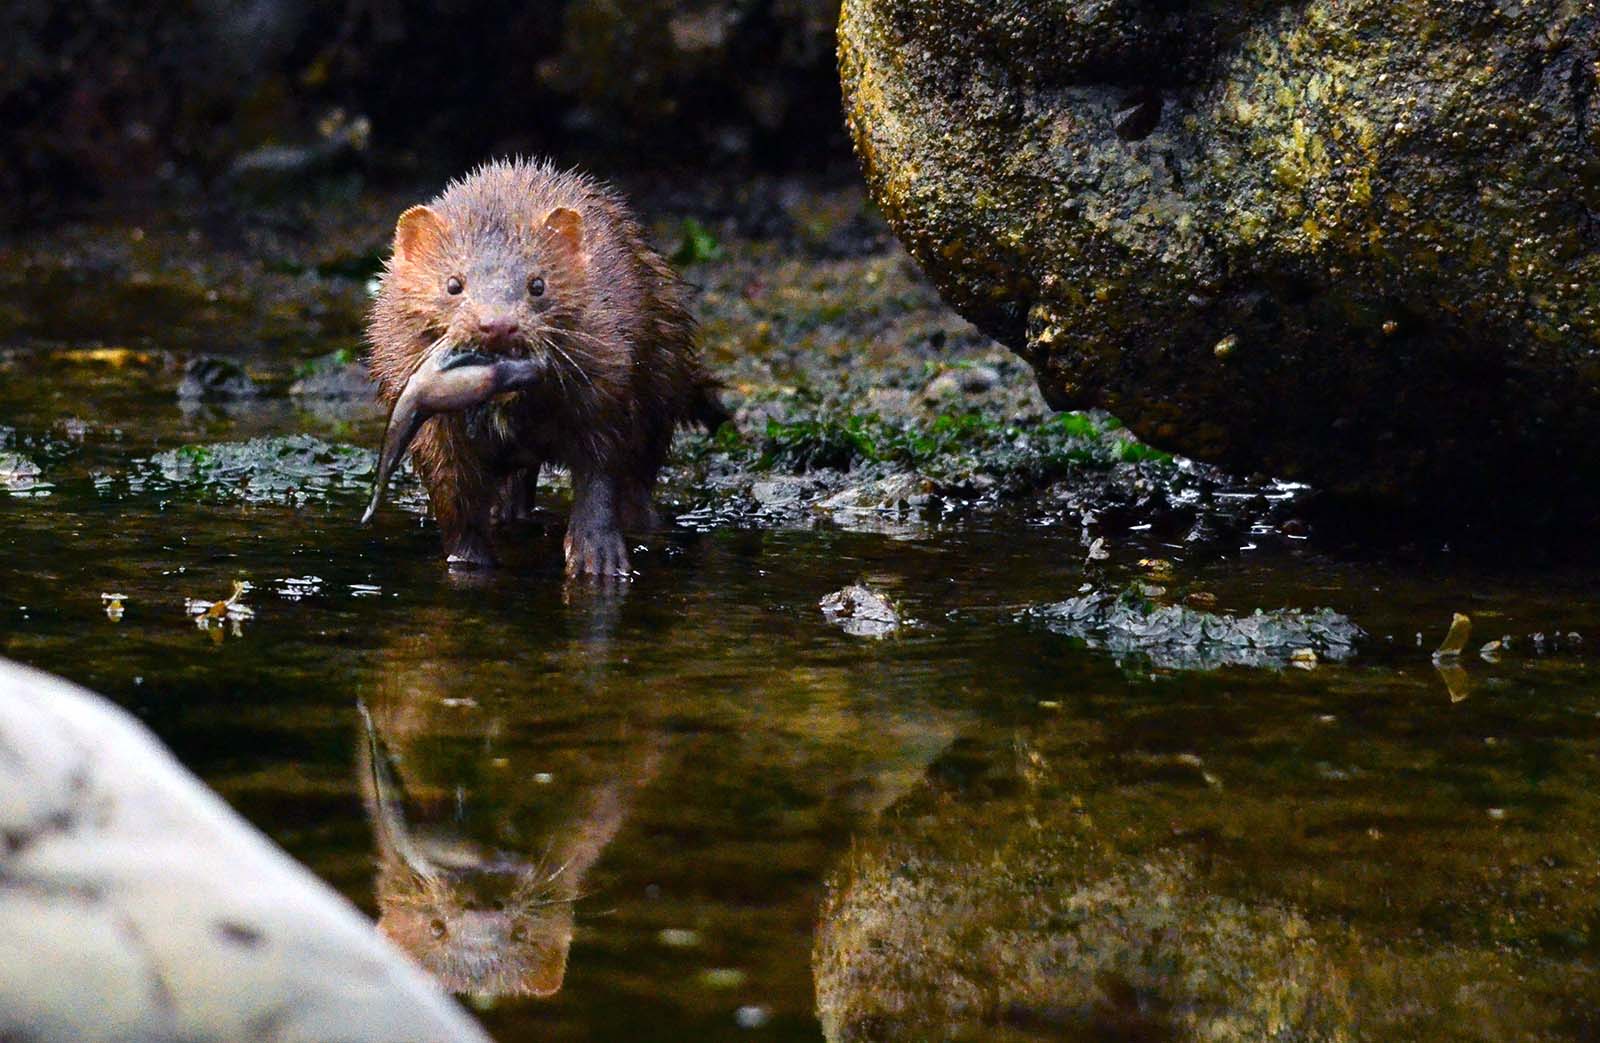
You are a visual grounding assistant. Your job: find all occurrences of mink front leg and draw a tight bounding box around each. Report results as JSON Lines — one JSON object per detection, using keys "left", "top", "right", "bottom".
{"left": 411, "top": 421, "right": 497, "bottom": 568}
{"left": 565, "top": 468, "right": 630, "bottom": 578}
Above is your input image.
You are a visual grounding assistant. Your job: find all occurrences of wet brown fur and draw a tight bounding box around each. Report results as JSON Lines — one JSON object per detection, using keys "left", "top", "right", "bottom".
{"left": 367, "top": 157, "right": 725, "bottom": 573}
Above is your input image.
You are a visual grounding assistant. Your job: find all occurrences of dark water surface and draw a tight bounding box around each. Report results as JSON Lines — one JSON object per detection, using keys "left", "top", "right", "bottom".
{"left": 4, "top": 319, "right": 1600, "bottom": 1037}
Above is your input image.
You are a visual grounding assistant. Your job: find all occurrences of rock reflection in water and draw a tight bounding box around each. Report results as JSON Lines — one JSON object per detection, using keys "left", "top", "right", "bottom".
{"left": 816, "top": 714, "right": 1600, "bottom": 1041}
{"left": 358, "top": 596, "right": 659, "bottom": 1001}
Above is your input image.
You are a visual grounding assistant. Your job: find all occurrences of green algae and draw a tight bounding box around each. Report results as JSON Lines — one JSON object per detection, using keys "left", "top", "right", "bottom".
{"left": 751, "top": 409, "right": 1170, "bottom": 477}
{"left": 670, "top": 217, "right": 726, "bottom": 266}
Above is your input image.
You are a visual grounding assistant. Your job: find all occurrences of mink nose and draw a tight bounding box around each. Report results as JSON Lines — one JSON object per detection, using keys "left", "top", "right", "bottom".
{"left": 477, "top": 318, "right": 520, "bottom": 343}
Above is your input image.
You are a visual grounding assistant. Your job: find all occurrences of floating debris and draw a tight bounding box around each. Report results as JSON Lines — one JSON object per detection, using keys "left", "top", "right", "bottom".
{"left": 820, "top": 584, "right": 903, "bottom": 639}
{"left": 0, "top": 451, "right": 43, "bottom": 493}
{"left": 101, "top": 592, "right": 127, "bottom": 622}
{"left": 1436, "top": 661, "right": 1471, "bottom": 704}
{"left": 1026, "top": 586, "right": 1363, "bottom": 670}
{"left": 187, "top": 581, "right": 255, "bottom": 638}
{"left": 1433, "top": 613, "right": 1471, "bottom": 661}
{"left": 275, "top": 576, "right": 323, "bottom": 601}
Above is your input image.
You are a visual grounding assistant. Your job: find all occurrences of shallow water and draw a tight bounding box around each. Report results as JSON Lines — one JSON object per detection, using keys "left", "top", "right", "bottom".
{"left": 3, "top": 206, "right": 1599, "bottom": 1039}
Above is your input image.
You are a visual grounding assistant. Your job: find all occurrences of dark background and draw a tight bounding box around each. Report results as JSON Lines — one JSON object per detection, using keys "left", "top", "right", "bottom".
{"left": 1, "top": 0, "right": 850, "bottom": 222}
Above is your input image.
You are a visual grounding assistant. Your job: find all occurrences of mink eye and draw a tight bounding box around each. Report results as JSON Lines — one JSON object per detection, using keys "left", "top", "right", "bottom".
{"left": 527, "top": 275, "right": 546, "bottom": 297}
{"left": 446, "top": 276, "right": 464, "bottom": 295}
{"left": 430, "top": 918, "right": 448, "bottom": 939}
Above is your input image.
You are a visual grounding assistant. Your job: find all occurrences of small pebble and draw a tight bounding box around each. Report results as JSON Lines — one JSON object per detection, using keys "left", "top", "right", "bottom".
{"left": 735, "top": 1006, "right": 771, "bottom": 1029}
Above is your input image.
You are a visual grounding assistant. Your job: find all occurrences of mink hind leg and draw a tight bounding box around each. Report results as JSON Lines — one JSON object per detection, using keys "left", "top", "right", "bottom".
{"left": 492, "top": 466, "right": 540, "bottom": 526}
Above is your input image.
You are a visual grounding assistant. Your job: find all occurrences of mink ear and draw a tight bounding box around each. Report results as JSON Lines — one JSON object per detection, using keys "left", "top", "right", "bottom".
{"left": 542, "top": 207, "right": 584, "bottom": 258}
{"left": 394, "top": 205, "right": 447, "bottom": 263}
{"left": 523, "top": 931, "right": 572, "bottom": 998}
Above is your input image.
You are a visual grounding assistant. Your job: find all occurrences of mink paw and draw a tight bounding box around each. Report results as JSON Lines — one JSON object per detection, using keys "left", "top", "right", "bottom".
{"left": 563, "top": 527, "right": 631, "bottom": 579}
{"left": 445, "top": 530, "right": 497, "bottom": 569}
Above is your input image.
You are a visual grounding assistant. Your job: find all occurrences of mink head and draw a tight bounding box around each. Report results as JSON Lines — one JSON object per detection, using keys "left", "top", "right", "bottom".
{"left": 385, "top": 196, "right": 588, "bottom": 359}
{"left": 377, "top": 864, "right": 575, "bottom": 999}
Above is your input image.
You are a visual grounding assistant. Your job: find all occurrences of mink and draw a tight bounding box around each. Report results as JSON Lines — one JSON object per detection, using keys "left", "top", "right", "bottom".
{"left": 365, "top": 158, "right": 726, "bottom": 575}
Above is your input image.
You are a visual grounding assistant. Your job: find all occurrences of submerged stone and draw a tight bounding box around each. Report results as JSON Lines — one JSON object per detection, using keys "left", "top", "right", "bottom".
{"left": 818, "top": 850, "right": 1347, "bottom": 1043}
{"left": 921, "top": 365, "right": 1000, "bottom": 402}
{"left": 817, "top": 473, "right": 932, "bottom": 514}
{"left": 288, "top": 349, "right": 378, "bottom": 399}
{"left": 175, "top": 356, "right": 260, "bottom": 401}
{"left": 839, "top": 0, "right": 1600, "bottom": 521}
{"left": 1026, "top": 587, "right": 1363, "bottom": 670}
{"left": 225, "top": 111, "right": 370, "bottom": 200}
{"left": 821, "top": 584, "right": 904, "bottom": 638}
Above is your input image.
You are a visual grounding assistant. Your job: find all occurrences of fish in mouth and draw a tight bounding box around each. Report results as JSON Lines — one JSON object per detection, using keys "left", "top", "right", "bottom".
{"left": 360, "top": 342, "right": 545, "bottom": 526}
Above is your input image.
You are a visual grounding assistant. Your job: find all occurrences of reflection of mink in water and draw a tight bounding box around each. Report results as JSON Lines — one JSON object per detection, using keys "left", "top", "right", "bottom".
{"left": 357, "top": 698, "right": 657, "bottom": 1000}
{"left": 366, "top": 158, "right": 726, "bottom": 575}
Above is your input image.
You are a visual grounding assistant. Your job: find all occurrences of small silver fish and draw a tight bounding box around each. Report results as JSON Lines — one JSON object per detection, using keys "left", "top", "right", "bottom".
{"left": 361, "top": 345, "right": 544, "bottom": 525}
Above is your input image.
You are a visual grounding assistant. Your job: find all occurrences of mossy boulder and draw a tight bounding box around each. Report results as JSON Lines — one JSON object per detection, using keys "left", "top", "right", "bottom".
{"left": 839, "top": 0, "right": 1600, "bottom": 518}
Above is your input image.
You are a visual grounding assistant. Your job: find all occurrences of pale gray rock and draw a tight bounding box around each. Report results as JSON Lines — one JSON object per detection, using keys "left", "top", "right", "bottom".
{"left": 820, "top": 585, "right": 903, "bottom": 639}
{"left": 0, "top": 658, "right": 491, "bottom": 1043}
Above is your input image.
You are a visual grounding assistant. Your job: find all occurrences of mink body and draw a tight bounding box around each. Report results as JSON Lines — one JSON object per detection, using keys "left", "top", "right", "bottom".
{"left": 367, "top": 158, "right": 724, "bottom": 575}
